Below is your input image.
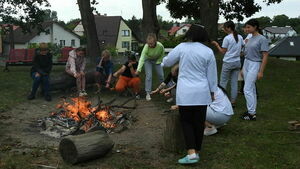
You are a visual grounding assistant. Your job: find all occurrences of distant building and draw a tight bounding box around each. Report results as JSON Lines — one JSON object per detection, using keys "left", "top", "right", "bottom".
{"left": 263, "top": 26, "right": 297, "bottom": 41}
{"left": 73, "top": 15, "right": 142, "bottom": 53}
{"left": 168, "top": 24, "right": 191, "bottom": 37}
{"left": 3, "top": 21, "right": 81, "bottom": 55}
{"left": 269, "top": 36, "right": 300, "bottom": 61}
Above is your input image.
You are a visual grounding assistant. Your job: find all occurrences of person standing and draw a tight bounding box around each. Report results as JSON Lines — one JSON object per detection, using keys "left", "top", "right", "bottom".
{"left": 162, "top": 24, "right": 218, "bottom": 164}
{"left": 136, "top": 33, "right": 165, "bottom": 101}
{"left": 65, "top": 47, "right": 87, "bottom": 96}
{"left": 211, "top": 21, "right": 244, "bottom": 107}
{"left": 242, "top": 19, "right": 269, "bottom": 120}
{"left": 27, "top": 43, "right": 53, "bottom": 101}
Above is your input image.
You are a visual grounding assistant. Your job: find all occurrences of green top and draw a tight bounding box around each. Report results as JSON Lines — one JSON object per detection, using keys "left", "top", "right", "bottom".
{"left": 137, "top": 41, "right": 165, "bottom": 72}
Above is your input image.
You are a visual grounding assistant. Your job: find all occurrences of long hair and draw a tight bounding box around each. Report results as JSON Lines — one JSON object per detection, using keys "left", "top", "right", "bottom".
{"left": 224, "top": 21, "right": 238, "bottom": 43}
{"left": 245, "top": 19, "right": 263, "bottom": 34}
{"left": 218, "top": 85, "right": 229, "bottom": 99}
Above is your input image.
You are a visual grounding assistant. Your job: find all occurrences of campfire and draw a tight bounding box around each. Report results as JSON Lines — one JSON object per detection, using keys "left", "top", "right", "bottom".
{"left": 38, "top": 96, "right": 135, "bottom": 138}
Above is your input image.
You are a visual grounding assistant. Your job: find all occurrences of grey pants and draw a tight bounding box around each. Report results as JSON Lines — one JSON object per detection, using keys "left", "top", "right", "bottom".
{"left": 219, "top": 61, "right": 241, "bottom": 102}
{"left": 144, "top": 59, "right": 164, "bottom": 93}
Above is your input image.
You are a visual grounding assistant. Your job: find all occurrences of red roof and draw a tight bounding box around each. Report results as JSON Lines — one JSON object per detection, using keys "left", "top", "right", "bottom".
{"left": 168, "top": 26, "right": 180, "bottom": 35}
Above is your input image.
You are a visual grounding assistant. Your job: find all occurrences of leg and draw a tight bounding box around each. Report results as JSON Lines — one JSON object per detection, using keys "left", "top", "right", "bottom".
{"left": 219, "top": 62, "right": 230, "bottom": 89}
{"left": 230, "top": 68, "right": 240, "bottom": 103}
{"left": 81, "top": 73, "right": 86, "bottom": 91}
{"left": 30, "top": 73, "right": 42, "bottom": 96}
{"left": 115, "top": 76, "right": 129, "bottom": 92}
{"left": 154, "top": 63, "right": 165, "bottom": 83}
{"left": 128, "top": 77, "right": 141, "bottom": 94}
{"left": 192, "top": 106, "right": 207, "bottom": 151}
{"left": 42, "top": 75, "right": 51, "bottom": 101}
{"left": 144, "top": 60, "right": 153, "bottom": 93}
{"left": 179, "top": 106, "right": 197, "bottom": 151}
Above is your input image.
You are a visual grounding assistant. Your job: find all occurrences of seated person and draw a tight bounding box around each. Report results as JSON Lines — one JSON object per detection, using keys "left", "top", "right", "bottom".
{"left": 27, "top": 43, "right": 53, "bottom": 101}
{"left": 95, "top": 50, "right": 113, "bottom": 93}
{"left": 151, "top": 64, "right": 179, "bottom": 103}
{"left": 204, "top": 85, "right": 234, "bottom": 136}
{"left": 65, "top": 47, "right": 87, "bottom": 96}
{"left": 113, "top": 53, "right": 141, "bottom": 98}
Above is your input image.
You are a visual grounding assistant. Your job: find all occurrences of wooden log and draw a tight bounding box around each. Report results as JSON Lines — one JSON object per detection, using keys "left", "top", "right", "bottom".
{"left": 59, "top": 130, "right": 114, "bottom": 164}
{"left": 163, "top": 112, "right": 185, "bottom": 153}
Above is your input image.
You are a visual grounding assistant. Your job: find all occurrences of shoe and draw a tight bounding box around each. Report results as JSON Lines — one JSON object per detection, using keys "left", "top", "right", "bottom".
{"left": 178, "top": 155, "right": 199, "bottom": 164}
{"left": 82, "top": 90, "right": 88, "bottom": 96}
{"left": 79, "top": 91, "right": 85, "bottom": 97}
{"left": 27, "top": 94, "right": 35, "bottom": 100}
{"left": 166, "top": 98, "right": 173, "bottom": 103}
{"left": 241, "top": 112, "right": 256, "bottom": 121}
{"left": 146, "top": 93, "right": 151, "bottom": 101}
{"left": 45, "top": 95, "right": 52, "bottom": 102}
{"left": 135, "top": 94, "right": 140, "bottom": 100}
{"left": 204, "top": 126, "right": 218, "bottom": 136}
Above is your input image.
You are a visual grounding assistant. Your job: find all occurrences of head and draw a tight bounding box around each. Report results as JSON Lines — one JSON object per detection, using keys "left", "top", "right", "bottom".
{"left": 128, "top": 53, "right": 137, "bottom": 63}
{"left": 185, "top": 24, "right": 210, "bottom": 43}
{"left": 223, "top": 21, "right": 238, "bottom": 43}
{"left": 101, "top": 49, "right": 111, "bottom": 61}
{"left": 245, "top": 19, "right": 261, "bottom": 34}
{"left": 39, "top": 43, "right": 49, "bottom": 55}
{"left": 75, "top": 47, "right": 86, "bottom": 57}
{"left": 146, "top": 33, "right": 157, "bottom": 48}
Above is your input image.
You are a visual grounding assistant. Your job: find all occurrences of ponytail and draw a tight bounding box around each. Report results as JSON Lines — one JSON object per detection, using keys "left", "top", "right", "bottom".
{"left": 233, "top": 30, "right": 238, "bottom": 43}
{"left": 224, "top": 21, "right": 238, "bottom": 43}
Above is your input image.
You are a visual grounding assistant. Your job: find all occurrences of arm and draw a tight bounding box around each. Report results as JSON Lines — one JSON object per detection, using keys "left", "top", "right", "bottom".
{"left": 129, "top": 64, "right": 137, "bottom": 77}
{"left": 257, "top": 52, "right": 268, "bottom": 80}
{"left": 207, "top": 54, "right": 218, "bottom": 98}
{"left": 105, "top": 62, "right": 113, "bottom": 87}
{"left": 161, "top": 45, "right": 181, "bottom": 67}
{"left": 212, "top": 39, "right": 227, "bottom": 54}
{"left": 156, "top": 43, "right": 165, "bottom": 64}
{"left": 44, "top": 54, "right": 53, "bottom": 75}
{"left": 136, "top": 45, "right": 148, "bottom": 72}
{"left": 113, "top": 65, "right": 126, "bottom": 77}
{"left": 160, "top": 84, "right": 176, "bottom": 94}
{"left": 80, "top": 57, "right": 86, "bottom": 73}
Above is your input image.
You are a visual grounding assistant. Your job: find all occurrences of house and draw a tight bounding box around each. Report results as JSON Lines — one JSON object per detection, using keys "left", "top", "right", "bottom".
{"left": 263, "top": 26, "right": 297, "bottom": 41}
{"left": 168, "top": 24, "right": 191, "bottom": 37}
{"left": 269, "top": 36, "right": 300, "bottom": 61}
{"left": 73, "top": 15, "right": 142, "bottom": 53}
{"left": 3, "top": 21, "right": 81, "bottom": 55}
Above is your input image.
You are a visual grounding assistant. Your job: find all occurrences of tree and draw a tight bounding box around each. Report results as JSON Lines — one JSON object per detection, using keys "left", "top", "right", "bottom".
{"left": 141, "top": 0, "right": 160, "bottom": 41}
{"left": 255, "top": 16, "right": 272, "bottom": 28}
{"left": 165, "top": 0, "right": 283, "bottom": 40}
{"left": 272, "top": 14, "right": 289, "bottom": 27}
{"left": 42, "top": 9, "right": 58, "bottom": 21}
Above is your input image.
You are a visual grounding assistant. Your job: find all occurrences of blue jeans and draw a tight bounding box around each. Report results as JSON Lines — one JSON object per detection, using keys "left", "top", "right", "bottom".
{"left": 144, "top": 59, "right": 164, "bottom": 93}
{"left": 30, "top": 72, "right": 50, "bottom": 96}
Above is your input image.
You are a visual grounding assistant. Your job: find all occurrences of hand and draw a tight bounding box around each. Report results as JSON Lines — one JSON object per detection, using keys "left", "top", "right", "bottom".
{"left": 135, "top": 71, "right": 139, "bottom": 76}
{"left": 105, "top": 83, "right": 110, "bottom": 88}
{"left": 128, "top": 62, "right": 133, "bottom": 68}
{"left": 74, "top": 73, "right": 79, "bottom": 78}
{"left": 150, "top": 89, "right": 159, "bottom": 95}
{"left": 160, "top": 89, "right": 167, "bottom": 94}
{"left": 170, "top": 105, "right": 179, "bottom": 110}
{"left": 211, "top": 92, "right": 215, "bottom": 102}
{"left": 113, "top": 72, "right": 118, "bottom": 78}
{"left": 80, "top": 71, "right": 85, "bottom": 76}
{"left": 257, "top": 72, "right": 263, "bottom": 80}
{"left": 240, "top": 70, "right": 244, "bottom": 78}
{"left": 211, "top": 41, "right": 218, "bottom": 46}
{"left": 35, "top": 72, "right": 41, "bottom": 77}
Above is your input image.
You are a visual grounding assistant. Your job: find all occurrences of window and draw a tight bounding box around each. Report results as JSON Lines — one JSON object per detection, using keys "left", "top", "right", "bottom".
{"left": 122, "top": 30, "right": 130, "bottom": 37}
{"left": 122, "top": 41, "right": 130, "bottom": 50}
{"left": 182, "top": 29, "right": 187, "bottom": 33}
{"left": 71, "top": 39, "right": 75, "bottom": 47}
{"left": 60, "top": 40, "right": 65, "bottom": 47}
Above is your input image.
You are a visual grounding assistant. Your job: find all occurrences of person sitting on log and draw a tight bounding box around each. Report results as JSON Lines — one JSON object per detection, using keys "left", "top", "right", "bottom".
{"left": 204, "top": 85, "right": 234, "bottom": 136}
{"left": 94, "top": 50, "right": 114, "bottom": 93}
{"left": 112, "top": 52, "right": 141, "bottom": 99}
{"left": 27, "top": 43, "right": 53, "bottom": 101}
{"left": 151, "top": 64, "right": 179, "bottom": 103}
{"left": 65, "top": 47, "right": 87, "bottom": 97}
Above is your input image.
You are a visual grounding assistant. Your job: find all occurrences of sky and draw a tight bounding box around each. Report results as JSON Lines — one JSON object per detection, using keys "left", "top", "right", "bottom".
{"left": 47, "top": 0, "right": 300, "bottom": 23}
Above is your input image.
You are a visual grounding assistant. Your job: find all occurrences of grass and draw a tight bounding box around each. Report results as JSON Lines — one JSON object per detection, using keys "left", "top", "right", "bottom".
{"left": 0, "top": 56, "right": 300, "bottom": 168}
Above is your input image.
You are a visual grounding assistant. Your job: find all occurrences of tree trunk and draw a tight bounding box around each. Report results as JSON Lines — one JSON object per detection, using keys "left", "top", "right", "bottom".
{"left": 59, "top": 130, "right": 114, "bottom": 164}
{"left": 163, "top": 112, "right": 185, "bottom": 153}
{"left": 199, "top": 0, "right": 219, "bottom": 41}
{"left": 9, "top": 25, "right": 14, "bottom": 50}
{"left": 142, "top": 0, "right": 160, "bottom": 41}
{"left": 77, "top": 0, "right": 100, "bottom": 64}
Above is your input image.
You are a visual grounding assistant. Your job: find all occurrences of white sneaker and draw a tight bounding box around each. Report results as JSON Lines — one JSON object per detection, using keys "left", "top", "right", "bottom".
{"left": 79, "top": 91, "right": 84, "bottom": 97}
{"left": 82, "top": 90, "right": 88, "bottom": 96}
{"left": 204, "top": 126, "right": 217, "bottom": 136}
{"left": 166, "top": 98, "right": 173, "bottom": 103}
{"left": 146, "top": 93, "right": 151, "bottom": 101}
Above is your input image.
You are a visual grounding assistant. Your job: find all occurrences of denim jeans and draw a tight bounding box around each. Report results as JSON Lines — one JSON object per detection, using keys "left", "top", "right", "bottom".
{"left": 30, "top": 72, "right": 50, "bottom": 96}
{"left": 144, "top": 59, "right": 164, "bottom": 93}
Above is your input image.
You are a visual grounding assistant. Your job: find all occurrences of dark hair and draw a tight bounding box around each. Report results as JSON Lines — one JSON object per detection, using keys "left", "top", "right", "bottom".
{"left": 224, "top": 21, "right": 238, "bottom": 43}
{"left": 245, "top": 19, "right": 263, "bottom": 34}
{"left": 185, "top": 24, "right": 210, "bottom": 43}
{"left": 76, "top": 47, "right": 86, "bottom": 52}
{"left": 217, "top": 84, "right": 229, "bottom": 99}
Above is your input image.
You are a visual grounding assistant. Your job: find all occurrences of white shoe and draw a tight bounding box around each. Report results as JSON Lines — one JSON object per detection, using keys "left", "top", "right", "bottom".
{"left": 79, "top": 91, "right": 84, "bottom": 97}
{"left": 146, "top": 93, "right": 151, "bottom": 101}
{"left": 82, "top": 90, "right": 88, "bottom": 96}
{"left": 166, "top": 98, "right": 173, "bottom": 103}
{"left": 204, "top": 126, "right": 217, "bottom": 136}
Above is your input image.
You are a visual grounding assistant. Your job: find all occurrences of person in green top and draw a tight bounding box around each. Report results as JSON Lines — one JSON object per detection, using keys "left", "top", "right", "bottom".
{"left": 136, "top": 33, "right": 165, "bottom": 101}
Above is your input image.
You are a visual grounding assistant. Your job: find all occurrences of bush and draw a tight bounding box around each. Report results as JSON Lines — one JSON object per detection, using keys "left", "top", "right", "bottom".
{"left": 161, "top": 35, "right": 185, "bottom": 48}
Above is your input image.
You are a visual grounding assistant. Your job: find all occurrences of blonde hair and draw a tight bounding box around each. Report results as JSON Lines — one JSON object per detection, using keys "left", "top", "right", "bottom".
{"left": 146, "top": 33, "right": 157, "bottom": 43}
{"left": 101, "top": 49, "right": 111, "bottom": 60}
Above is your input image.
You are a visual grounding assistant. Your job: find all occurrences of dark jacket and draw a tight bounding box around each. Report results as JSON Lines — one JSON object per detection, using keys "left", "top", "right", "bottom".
{"left": 30, "top": 52, "right": 53, "bottom": 76}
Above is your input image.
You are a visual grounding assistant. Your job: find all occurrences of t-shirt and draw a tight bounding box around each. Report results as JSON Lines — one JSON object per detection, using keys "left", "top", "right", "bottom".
{"left": 244, "top": 34, "right": 269, "bottom": 62}
{"left": 222, "top": 34, "right": 244, "bottom": 63}
{"left": 96, "top": 58, "right": 113, "bottom": 76}
{"left": 122, "top": 61, "right": 138, "bottom": 78}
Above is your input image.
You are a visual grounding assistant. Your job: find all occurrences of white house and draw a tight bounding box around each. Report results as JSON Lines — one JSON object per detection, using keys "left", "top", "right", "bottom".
{"left": 168, "top": 24, "right": 191, "bottom": 37}
{"left": 263, "top": 26, "right": 297, "bottom": 41}
{"left": 3, "top": 21, "right": 81, "bottom": 55}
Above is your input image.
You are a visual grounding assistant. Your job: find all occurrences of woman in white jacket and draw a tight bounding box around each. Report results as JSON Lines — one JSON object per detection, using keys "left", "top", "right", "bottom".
{"left": 162, "top": 24, "right": 218, "bottom": 164}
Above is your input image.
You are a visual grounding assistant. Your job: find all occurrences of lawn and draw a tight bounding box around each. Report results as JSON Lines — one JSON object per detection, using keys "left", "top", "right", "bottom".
{"left": 0, "top": 56, "right": 300, "bottom": 169}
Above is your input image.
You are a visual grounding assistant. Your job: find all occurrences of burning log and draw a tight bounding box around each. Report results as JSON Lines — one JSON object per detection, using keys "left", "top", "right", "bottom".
{"left": 163, "top": 112, "right": 185, "bottom": 153}
{"left": 59, "top": 130, "right": 114, "bottom": 164}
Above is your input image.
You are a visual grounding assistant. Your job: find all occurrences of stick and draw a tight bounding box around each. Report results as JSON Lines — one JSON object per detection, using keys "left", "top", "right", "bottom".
{"left": 110, "top": 105, "right": 136, "bottom": 109}
{"left": 31, "top": 164, "right": 57, "bottom": 169}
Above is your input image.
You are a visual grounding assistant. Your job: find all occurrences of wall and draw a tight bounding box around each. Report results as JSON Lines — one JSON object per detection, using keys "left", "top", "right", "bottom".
{"left": 116, "top": 20, "right": 133, "bottom": 53}
{"left": 176, "top": 25, "right": 190, "bottom": 37}
{"left": 52, "top": 23, "right": 80, "bottom": 48}
{"left": 73, "top": 22, "right": 84, "bottom": 36}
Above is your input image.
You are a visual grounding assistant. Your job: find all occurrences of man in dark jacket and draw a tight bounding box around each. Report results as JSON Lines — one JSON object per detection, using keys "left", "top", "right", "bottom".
{"left": 27, "top": 43, "right": 53, "bottom": 101}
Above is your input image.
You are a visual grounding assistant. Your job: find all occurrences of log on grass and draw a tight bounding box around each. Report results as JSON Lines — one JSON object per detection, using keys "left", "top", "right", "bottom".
{"left": 59, "top": 130, "right": 114, "bottom": 164}
{"left": 163, "top": 112, "right": 185, "bottom": 153}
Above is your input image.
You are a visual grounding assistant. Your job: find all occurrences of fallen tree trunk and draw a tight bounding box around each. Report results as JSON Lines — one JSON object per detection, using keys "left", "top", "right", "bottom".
{"left": 163, "top": 112, "right": 185, "bottom": 153}
{"left": 59, "top": 130, "right": 114, "bottom": 164}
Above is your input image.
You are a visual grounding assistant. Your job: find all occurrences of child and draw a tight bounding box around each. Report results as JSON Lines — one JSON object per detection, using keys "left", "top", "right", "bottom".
{"left": 95, "top": 50, "right": 114, "bottom": 93}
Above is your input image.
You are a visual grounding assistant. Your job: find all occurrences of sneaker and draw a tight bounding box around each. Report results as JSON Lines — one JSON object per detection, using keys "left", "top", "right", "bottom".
{"left": 241, "top": 112, "right": 256, "bottom": 121}
{"left": 146, "top": 93, "right": 151, "bottom": 101}
{"left": 27, "top": 94, "right": 35, "bottom": 100}
{"left": 135, "top": 94, "right": 141, "bottom": 100}
{"left": 45, "top": 95, "right": 52, "bottom": 102}
{"left": 79, "top": 91, "right": 85, "bottom": 97}
{"left": 82, "top": 90, "right": 88, "bottom": 96}
{"left": 178, "top": 155, "right": 199, "bottom": 164}
{"left": 166, "top": 98, "right": 173, "bottom": 103}
{"left": 204, "top": 126, "right": 218, "bottom": 136}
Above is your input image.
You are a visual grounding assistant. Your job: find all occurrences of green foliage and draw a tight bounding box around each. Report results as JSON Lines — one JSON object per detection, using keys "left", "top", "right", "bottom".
{"left": 255, "top": 16, "right": 272, "bottom": 28}
{"left": 272, "top": 14, "right": 290, "bottom": 27}
{"left": 161, "top": 35, "right": 185, "bottom": 48}
{"left": 104, "top": 46, "right": 118, "bottom": 58}
{"left": 66, "top": 18, "right": 81, "bottom": 31}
